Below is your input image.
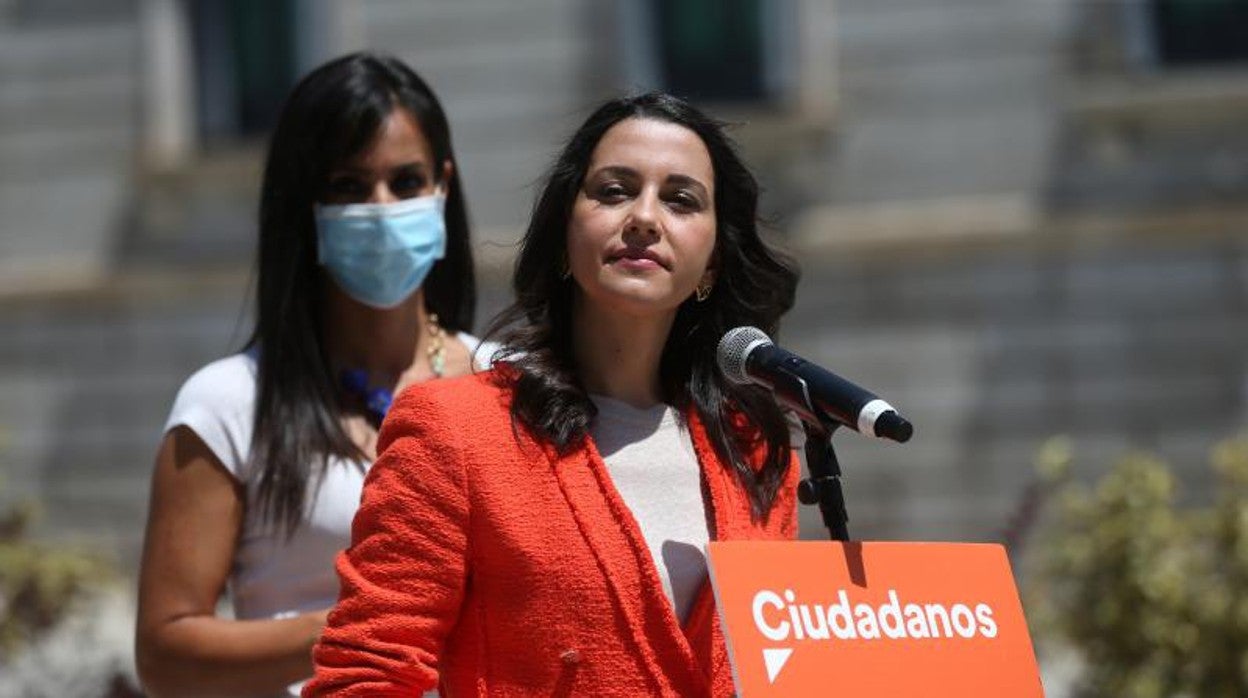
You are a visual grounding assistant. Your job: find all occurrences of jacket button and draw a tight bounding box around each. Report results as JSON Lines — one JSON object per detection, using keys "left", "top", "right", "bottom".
{"left": 560, "top": 649, "right": 582, "bottom": 666}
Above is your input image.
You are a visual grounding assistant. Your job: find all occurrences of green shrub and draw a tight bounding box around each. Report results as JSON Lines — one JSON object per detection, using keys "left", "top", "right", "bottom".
{"left": 0, "top": 495, "right": 110, "bottom": 662}
{"left": 1024, "top": 436, "right": 1248, "bottom": 697}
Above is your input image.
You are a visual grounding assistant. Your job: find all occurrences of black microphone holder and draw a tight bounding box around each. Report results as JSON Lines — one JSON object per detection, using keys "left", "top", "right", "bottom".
{"left": 799, "top": 417, "right": 852, "bottom": 542}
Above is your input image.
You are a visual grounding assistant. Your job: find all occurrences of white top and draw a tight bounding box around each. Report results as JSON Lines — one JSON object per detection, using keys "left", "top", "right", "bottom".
{"left": 589, "top": 395, "right": 711, "bottom": 624}
{"left": 163, "top": 334, "right": 496, "bottom": 694}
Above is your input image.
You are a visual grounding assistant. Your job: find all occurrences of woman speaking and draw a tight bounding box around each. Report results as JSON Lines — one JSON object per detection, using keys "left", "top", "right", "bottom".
{"left": 305, "top": 92, "right": 801, "bottom": 697}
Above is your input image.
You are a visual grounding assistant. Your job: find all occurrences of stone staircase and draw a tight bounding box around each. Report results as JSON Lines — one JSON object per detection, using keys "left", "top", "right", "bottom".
{"left": 784, "top": 0, "right": 1248, "bottom": 545}
{"left": 0, "top": 5, "right": 139, "bottom": 295}
{"left": 829, "top": 0, "right": 1072, "bottom": 205}
{"left": 0, "top": 2, "right": 149, "bottom": 566}
{"left": 783, "top": 232, "right": 1248, "bottom": 544}
{"left": 3, "top": 0, "right": 1245, "bottom": 576}
{"left": 0, "top": 270, "right": 252, "bottom": 568}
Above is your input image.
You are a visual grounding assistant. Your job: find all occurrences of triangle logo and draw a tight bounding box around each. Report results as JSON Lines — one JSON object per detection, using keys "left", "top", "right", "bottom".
{"left": 762, "top": 647, "right": 793, "bottom": 684}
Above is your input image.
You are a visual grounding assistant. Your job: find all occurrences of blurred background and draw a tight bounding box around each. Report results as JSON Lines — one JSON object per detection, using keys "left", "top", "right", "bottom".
{"left": 1, "top": 0, "right": 1246, "bottom": 694}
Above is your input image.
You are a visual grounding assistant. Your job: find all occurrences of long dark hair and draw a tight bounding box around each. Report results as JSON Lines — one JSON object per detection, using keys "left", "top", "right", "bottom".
{"left": 488, "top": 92, "right": 799, "bottom": 518}
{"left": 248, "top": 52, "right": 475, "bottom": 535}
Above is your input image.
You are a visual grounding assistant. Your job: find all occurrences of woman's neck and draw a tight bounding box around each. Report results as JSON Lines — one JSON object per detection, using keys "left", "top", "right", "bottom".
{"left": 322, "top": 284, "right": 433, "bottom": 387}
{"left": 572, "top": 295, "right": 675, "bottom": 408}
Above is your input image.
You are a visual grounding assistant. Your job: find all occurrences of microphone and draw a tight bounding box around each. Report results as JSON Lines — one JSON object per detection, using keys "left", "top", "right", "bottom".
{"left": 716, "top": 326, "right": 914, "bottom": 443}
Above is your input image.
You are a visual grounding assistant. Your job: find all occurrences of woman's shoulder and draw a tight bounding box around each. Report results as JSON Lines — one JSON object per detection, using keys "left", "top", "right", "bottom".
{"left": 453, "top": 331, "right": 503, "bottom": 371}
{"left": 171, "top": 352, "right": 258, "bottom": 415}
{"left": 393, "top": 367, "right": 510, "bottom": 418}
{"left": 380, "top": 368, "right": 524, "bottom": 459}
{"left": 164, "top": 351, "right": 258, "bottom": 478}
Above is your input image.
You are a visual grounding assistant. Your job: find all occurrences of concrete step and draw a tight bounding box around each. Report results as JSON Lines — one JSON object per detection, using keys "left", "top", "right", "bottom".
{"left": 375, "top": 30, "right": 587, "bottom": 80}
{"left": 837, "top": 57, "right": 1055, "bottom": 117}
{"left": 0, "top": 20, "right": 136, "bottom": 81}
{"left": 827, "top": 0, "right": 1072, "bottom": 205}
{"left": 0, "top": 126, "right": 135, "bottom": 184}
{"left": 795, "top": 242, "right": 1248, "bottom": 324}
{"left": 1, "top": 273, "right": 252, "bottom": 570}
{"left": 789, "top": 329, "right": 1241, "bottom": 437}
{"left": 382, "top": 44, "right": 591, "bottom": 132}
{"left": 0, "top": 74, "right": 136, "bottom": 136}
{"left": 801, "top": 422, "right": 1232, "bottom": 543}
{"left": 0, "top": 314, "right": 247, "bottom": 370}
{"left": 0, "top": 174, "right": 130, "bottom": 294}
{"left": 364, "top": 0, "right": 584, "bottom": 57}
{"left": 439, "top": 89, "right": 594, "bottom": 136}
{"left": 365, "top": 0, "right": 578, "bottom": 23}
{"left": 836, "top": 0, "right": 1068, "bottom": 69}
{"left": 830, "top": 110, "right": 1053, "bottom": 201}
{"left": 38, "top": 470, "right": 152, "bottom": 568}
{"left": 4, "top": 0, "right": 134, "bottom": 28}
{"left": 0, "top": 13, "right": 140, "bottom": 295}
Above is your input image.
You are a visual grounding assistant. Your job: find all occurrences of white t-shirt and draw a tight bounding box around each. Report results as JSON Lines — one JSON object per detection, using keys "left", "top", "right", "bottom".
{"left": 163, "top": 333, "right": 497, "bottom": 621}
{"left": 589, "top": 395, "right": 711, "bottom": 624}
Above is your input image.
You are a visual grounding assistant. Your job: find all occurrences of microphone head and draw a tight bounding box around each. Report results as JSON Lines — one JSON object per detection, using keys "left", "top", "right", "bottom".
{"left": 717, "top": 326, "right": 773, "bottom": 384}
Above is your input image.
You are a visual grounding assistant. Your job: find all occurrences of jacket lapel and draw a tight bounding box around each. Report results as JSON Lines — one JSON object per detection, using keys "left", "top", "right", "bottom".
{"left": 545, "top": 419, "right": 712, "bottom": 695}
{"left": 683, "top": 409, "right": 748, "bottom": 690}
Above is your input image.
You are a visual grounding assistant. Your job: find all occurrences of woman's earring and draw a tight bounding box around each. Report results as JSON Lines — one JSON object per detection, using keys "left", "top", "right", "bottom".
{"left": 560, "top": 259, "right": 572, "bottom": 280}
{"left": 695, "top": 279, "right": 713, "bottom": 302}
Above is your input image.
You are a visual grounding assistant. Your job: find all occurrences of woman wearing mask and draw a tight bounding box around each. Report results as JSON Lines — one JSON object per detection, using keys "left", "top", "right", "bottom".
{"left": 304, "top": 92, "right": 801, "bottom": 697}
{"left": 135, "top": 52, "right": 490, "bottom": 697}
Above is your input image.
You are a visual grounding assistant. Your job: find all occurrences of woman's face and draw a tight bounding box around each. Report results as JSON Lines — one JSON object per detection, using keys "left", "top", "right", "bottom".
{"left": 322, "top": 107, "right": 449, "bottom": 205}
{"left": 566, "top": 117, "right": 716, "bottom": 319}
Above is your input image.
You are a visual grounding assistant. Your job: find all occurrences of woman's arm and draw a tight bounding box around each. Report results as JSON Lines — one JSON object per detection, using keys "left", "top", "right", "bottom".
{"left": 134, "top": 426, "right": 328, "bottom": 697}
{"left": 303, "top": 389, "right": 472, "bottom": 696}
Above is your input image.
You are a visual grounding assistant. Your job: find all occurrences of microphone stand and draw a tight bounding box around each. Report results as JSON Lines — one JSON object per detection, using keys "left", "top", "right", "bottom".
{"left": 799, "top": 419, "right": 851, "bottom": 542}
{"left": 747, "top": 358, "right": 855, "bottom": 542}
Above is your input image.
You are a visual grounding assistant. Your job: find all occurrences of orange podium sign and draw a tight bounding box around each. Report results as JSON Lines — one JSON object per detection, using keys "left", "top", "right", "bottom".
{"left": 706, "top": 541, "right": 1043, "bottom": 697}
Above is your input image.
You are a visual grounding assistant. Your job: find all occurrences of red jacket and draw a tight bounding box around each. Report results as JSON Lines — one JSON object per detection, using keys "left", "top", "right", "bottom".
{"left": 304, "top": 370, "right": 798, "bottom": 697}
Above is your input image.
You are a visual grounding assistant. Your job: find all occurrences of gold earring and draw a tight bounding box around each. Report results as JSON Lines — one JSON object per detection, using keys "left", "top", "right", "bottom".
{"left": 695, "top": 280, "right": 713, "bottom": 302}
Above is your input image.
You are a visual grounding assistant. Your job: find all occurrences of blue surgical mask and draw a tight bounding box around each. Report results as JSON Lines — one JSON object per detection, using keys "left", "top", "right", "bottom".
{"left": 314, "top": 192, "right": 447, "bottom": 309}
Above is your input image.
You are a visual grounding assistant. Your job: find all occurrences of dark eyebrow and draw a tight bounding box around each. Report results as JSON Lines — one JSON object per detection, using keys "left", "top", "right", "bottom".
{"left": 666, "top": 173, "right": 709, "bottom": 198}
{"left": 588, "top": 165, "right": 638, "bottom": 180}
{"left": 589, "top": 166, "right": 708, "bottom": 195}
